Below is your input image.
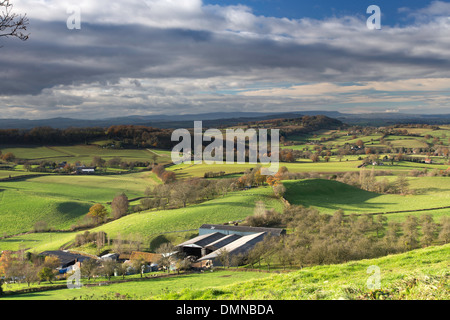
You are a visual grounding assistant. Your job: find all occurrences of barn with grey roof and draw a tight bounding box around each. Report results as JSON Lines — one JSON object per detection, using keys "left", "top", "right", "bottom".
{"left": 176, "top": 224, "right": 286, "bottom": 267}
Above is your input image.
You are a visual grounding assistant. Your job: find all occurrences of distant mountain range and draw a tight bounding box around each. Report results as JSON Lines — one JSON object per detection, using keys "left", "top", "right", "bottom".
{"left": 0, "top": 111, "right": 449, "bottom": 129}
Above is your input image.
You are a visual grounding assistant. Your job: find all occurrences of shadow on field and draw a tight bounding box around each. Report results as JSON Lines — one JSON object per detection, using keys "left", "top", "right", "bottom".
{"left": 56, "top": 201, "right": 92, "bottom": 219}
{"left": 2, "top": 238, "right": 37, "bottom": 244}
{"left": 284, "top": 179, "right": 390, "bottom": 213}
{"left": 413, "top": 187, "right": 450, "bottom": 195}
{"left": 187, "top": 200, "right": 265, "bottom": 211}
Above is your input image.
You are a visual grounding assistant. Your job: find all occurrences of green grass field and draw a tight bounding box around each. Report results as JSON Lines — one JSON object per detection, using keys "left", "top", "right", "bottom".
{"left": 281, "top": 125, "right": 450, "bottom": 153}
{"left": 283, "top": 177, "right": 450, "bottom": 220}
{"left": 0, "top": 232, "right": 78, "bottom": 253}
{"left": 167, "top": 159, "right": 449, "bottom": 180}
{"left": 0, "top": 170, "right": 47, "bottom": 180}
{"left": 0, "top": 184, "right": 283, "bottom": 252}
{"left": 0, "top": 270, "right": 273, "bottom": 300}
{"left": 153, "top": 244, "right": 450, "bottom": 300}
{"left": 4, "top": 243, "right": 447, "bottom": 300}
{"left": 0, "top": 172, "right": 157, "bottom": 237}
{"left": 89, "top": 186, "right": 284, "bottom": 250}
{"left": 0, "top": 144, "right": 172, "bottom": 166}
{"left": 1, "top": 125, "right": 449, "bottom": 301}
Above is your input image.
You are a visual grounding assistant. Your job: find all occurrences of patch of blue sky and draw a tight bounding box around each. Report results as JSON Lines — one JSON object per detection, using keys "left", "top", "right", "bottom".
{"left": 203, "top": 0, "right": 435, "bottom": 26}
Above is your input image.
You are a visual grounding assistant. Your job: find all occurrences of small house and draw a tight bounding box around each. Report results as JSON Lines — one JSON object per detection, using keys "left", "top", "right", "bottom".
{"left": 76, "top": 166, "right": 96, "bottom": 174}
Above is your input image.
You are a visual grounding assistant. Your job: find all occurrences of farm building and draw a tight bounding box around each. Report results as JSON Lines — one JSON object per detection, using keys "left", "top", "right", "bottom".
{"left": 199, "top": 224, "right": 286, "bottom": 237}
{"left": 38, "top": 250, "right": 94, "bottom": 273}
{"left": 100, "top": 253, "right": 120, "bottom": 261}
{"left": 174, "top": 232, "right": 227, "bottom": 258}
{"left": 176, "top": 225, "right": 286, "bottom": 267}
{"left": 203, "top": 234, "right": 242, "bottom": 255}
{"left": 75, "top": 166, "right": 96, "bottom": 174}
{"left": 197, "top": 232, "right": 268, "bottom": 266}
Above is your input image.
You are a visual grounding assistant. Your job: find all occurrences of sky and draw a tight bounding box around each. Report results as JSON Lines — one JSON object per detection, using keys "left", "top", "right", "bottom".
{"left": 1, "top": 0, "right": 450, "bottom": 120}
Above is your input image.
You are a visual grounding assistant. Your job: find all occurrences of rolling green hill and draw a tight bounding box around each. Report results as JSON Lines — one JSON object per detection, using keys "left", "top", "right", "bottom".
{"left": 153, "top": 243, "right": 450, "bottom": 300}
{"left": 0, "top": 144, "right": 172, "bottom": 166}
{"left": 3, "top": 243, "right": 447, "bottom": 301}
{"left": 0, "top": 185, "right": 283, "bottom": 252}
{"left": 89, "top": 186, "right": 284, "bottom": 250}
{"left": 0, "top": 172, "right": 156, "bottom": 237}
{"left": 283, "top": 178, "right": 450, "bottom": 221}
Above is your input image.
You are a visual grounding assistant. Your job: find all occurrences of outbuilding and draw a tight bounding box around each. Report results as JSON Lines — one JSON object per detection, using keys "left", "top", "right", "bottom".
{"left": 38, "top": 250, "right": 93, "bottom": 272}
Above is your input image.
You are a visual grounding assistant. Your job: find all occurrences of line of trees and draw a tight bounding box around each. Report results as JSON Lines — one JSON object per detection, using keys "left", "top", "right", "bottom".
{"left": 0, "top": 150, "right": 15, "bottom": 162}
{"left": 242, "top": 206, "right": 450, "bottom": 270}
{"left": 91, "top": 156, "right": 153, "bottom": 171}
{"left": 141, "top": 164, "right": 286, "bottom": 212}
{"left": 0, "top": 116, "right": 344, "bottom": 153}
{"left": 0, "top": 125, "right": 175, "bottom": 149}
{"left": 152, "top": 164, "right": 176, "bottom": 184}
{"left": 138, "top": 177, "right": 239, "bottom": 211}
{"left": 273, "top": 166, "right": 410, "bottom": 195}
{"left": 68, "top": 193, "right": 130, "bottom": 231}
{"left": 0, "top": 251, "right": 64, "bottom": 289}
{"left": 336, "top": 169, "right": 411, "bottom": 195}
{"left": 0, "top": 127, "right": 106, "bottom": 145}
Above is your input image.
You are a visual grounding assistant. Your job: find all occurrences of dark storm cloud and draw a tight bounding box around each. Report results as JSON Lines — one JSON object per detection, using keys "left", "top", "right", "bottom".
{"left": 3, "top": 17, "right": 450, "bottom": 97}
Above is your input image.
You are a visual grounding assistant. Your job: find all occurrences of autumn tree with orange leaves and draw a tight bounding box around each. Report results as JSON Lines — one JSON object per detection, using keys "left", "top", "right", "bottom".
{"left": 87, "top": 203, "right": 108, "bottom": 224}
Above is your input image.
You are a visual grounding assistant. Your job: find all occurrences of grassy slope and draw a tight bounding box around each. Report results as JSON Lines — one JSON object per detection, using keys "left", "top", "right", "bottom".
{"left": 0, "top": 270, "right": 273, "bottom": 300}
{"left": 283, "top": 178, "right": 450, "bottom": 220}
{"left": 0, "top": 144, "right": 172, "bottom": 165}
{"left": 154, "top": 244, "right": 450, "bottom": 300}
{"left": 167, "top": 159, "right": 450, "bottom": 180}
{"left": 0, "top": 172, "right": 155, "bottom": 237}
{"left": 0, "top": 232, "right": 79, "bottom": 253}
{"left": 90, "top": 186, "right": 284, "bottom": 248}
{"left": 0, "top": 171, "right": 47, "bottom": 179}
{"left": 3, "top": 244, "right": 448, "bottom": 301}
{"left": 0, "top": 185, "right": 283, "bottom": 252}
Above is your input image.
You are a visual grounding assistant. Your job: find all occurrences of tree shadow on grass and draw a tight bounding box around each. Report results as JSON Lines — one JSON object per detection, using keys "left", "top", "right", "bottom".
{"left": 56, "top": 201, "right": 92, "bottom": 221}
{"left": 184, "top": 200, "right": 274, "bottom": 213}
{"left": 284, "top": 179, "right": 392, "bottom": 213}
{"left": 1, "top": 238, "right": 38, "bottom": 244}
{"left": 413, "top": 187, "right": 450, "bottom": 195}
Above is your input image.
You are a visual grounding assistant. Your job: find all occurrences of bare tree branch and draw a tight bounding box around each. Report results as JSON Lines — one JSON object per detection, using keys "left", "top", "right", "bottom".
{"left": 0, "top": 0, "right": 29, "bottom": 41}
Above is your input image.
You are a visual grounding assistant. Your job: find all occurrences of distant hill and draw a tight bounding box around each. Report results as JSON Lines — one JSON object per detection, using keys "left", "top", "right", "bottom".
{"left": 334, "top": 112, "right": 450, "bottom": 126}
{"left": 0, "top": 111, "right": 449, "bottom": 129}
{"left": 0, "top": 112, "right": 316, "bottom": 129}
